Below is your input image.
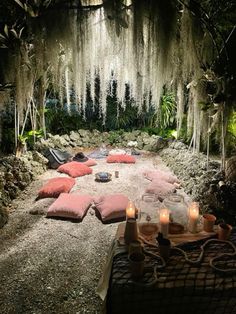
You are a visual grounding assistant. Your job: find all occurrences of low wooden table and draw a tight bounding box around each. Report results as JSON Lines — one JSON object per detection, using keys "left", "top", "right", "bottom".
{"left": 105, "top": 223, "right": 236, "bottom": 314}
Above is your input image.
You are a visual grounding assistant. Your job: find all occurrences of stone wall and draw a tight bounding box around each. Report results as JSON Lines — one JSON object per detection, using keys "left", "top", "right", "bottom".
{"left": 159, "top": 141, "right": 221, "bottom": 197}
{"left": 0, "top": 151, "right": 48, "bottom": 228}
{"left": 34, "top": 129, "right": 167, "bottom": 153}
{"left": 159, "top": 142, "right": 236, "bottom": 224}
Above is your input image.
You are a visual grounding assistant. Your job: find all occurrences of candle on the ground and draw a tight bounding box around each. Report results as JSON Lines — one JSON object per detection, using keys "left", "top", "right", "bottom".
{"left": 159, "top": 208, "right": 169, "bottom": 238}
{"left": 188, "top": 202, "right": 199, "bottom": 233}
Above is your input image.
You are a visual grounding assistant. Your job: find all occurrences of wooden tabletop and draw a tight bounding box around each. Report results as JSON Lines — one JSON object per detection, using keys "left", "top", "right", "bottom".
{"left": 116, "top": 221, "right": 217, "bottom": 246}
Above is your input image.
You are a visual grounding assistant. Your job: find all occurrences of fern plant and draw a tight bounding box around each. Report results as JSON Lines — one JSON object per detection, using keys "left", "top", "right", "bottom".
{"left": 159, "top": 92, "right": 177, "bottom": 129}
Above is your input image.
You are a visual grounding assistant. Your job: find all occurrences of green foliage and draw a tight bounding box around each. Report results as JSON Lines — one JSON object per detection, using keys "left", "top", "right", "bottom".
{"left": 141, "top": 126, "right": 176, "bottom": 139}
{"left": 177, "top": 115, "right": 189, "bottom": 142}
{"left": 108, "top": 130, "right": 124, "bottom": 145}
{"left": 45, "top": 97, "right": 155, "bottom": 135}
{"left": 226, "top": 111, "right": 236, "bottom": 156}
{"left": 142, "top": 91, "right": 178, "bottom": 140}
{"left": 43, "top": 90, "right": 177, "bottom": 140}
{"left": 228, "top": 111, "right": 236, "bottom": 137}
{"left": 159, "top": 92, "right": 177, "bottom": 129}
{"left": 17, "top": 129, "right": 44, "bottom": 150}
{"left": 105, "top": 83, "right": 157, "bottom": 131}
{"left": 18, "top": 134, "right": 28, "bottom": 144}
{"left": 136, "top": 104, "right": 157, "bottom": 130}
{"left": 158, "top": 128, "right": 176, "bottom": 139}
{"left": 0, "top": 23, "right": 24, "bottom": 49}
{"left": 45, "top": 108, "right": 85, "bottom": 134}
{"left": 105, "top": 95, "right": 139, "bottom": 131}
{"left": 24, "top": 129, "right": 44, "bottom": 149}
{"left": 13, "top": 0, "right": 53, "bottom": 17}
{"left": 140, "top": 127, "right": 159, "bottom": 135}
{"left": 84, "top": 101, "right": 104, "bottom": 131}
{"left": 226, "top": 131, "right": 236, "bottom": 156}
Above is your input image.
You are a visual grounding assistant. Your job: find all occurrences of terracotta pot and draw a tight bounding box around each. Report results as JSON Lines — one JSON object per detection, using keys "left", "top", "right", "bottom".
{"left": 203, "top": 214, "right": 216, "bottom": 232}
{"left": 218, "top": 223, "right": 232, "bottom": 240}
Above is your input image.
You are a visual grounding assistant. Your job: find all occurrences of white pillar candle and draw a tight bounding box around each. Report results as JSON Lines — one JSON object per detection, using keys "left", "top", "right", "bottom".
{"left": 188, "top": 202, "right": 199, "bottom": 233}
{"left": 159, "top": 208, "right": 169, "bottom": 238}
{"left": 126, "top": 201, "right": 136, "bottom": 220}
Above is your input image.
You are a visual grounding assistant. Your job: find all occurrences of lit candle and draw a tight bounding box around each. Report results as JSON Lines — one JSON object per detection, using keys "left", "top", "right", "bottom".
{"left": 188, "top": 202, "right": 199, "bottom": 233}
{"left": 159, "top": 208, "right": 169, "bottom": 238}
{"left": 126, "top": 200, "right": 136, "bottom": 220}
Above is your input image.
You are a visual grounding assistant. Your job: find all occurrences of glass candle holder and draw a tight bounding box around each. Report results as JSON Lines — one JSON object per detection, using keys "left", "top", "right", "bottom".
{"left": 162, "top": 194, "right": 188, "bottom": 228}
{"left": 188, "top": 202, "right": 199, "bottom": 233}
{"left": 159, "top": 208, "right": 170, "bottom": 238}
{"left": 136, "top": 194, "right": 159, "bottom": 238}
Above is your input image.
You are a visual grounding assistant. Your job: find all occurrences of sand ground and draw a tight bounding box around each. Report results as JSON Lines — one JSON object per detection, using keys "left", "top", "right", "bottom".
{"left": 0, "top": 151, "right": 190, "bottom": 314}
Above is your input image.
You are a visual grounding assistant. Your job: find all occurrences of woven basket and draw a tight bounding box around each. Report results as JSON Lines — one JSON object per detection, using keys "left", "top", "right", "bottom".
{"left": 225, "top": 156, "right": 236, "bottom": 182}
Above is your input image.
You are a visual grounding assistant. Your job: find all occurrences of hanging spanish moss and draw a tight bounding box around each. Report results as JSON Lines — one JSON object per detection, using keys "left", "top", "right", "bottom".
{"left": 178, "top": 6, "right": 213, "bottom": 153}
{"left": 0, "top": 0, "right": 220, "bottom": 151}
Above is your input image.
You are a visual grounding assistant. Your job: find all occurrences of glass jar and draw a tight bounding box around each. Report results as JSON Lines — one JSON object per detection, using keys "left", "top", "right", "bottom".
{"left": 162, "top": 194, "right": 188, "bottom": 228}
{"left": 136, "top": 194, "right": 160, "bottom": 238}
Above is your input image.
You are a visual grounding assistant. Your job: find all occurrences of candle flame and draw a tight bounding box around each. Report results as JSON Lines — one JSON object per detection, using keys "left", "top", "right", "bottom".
{"left": 126, "top": 200, "right": 136, "bottom": 219}
{"left": 189, "top": 202, "right": 199, "bottom": 219}
{"left": 159, "top": 208, "right": 169, "bottom": 224}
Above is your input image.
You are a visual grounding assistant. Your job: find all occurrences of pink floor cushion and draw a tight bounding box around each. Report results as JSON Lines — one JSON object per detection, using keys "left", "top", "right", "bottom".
{"left": 145, "top": 179, "right": 176, "bottom": 201}
{"left": 47, "top": 193, "right": 93, "bottom": 220}
{"left": 106, "top": 155, "right": 136, "bottom": 164}
{"left": 143, "top": 169, "right": 180, "bottom": 184}
{"left": 94, "top": 194, "right": 129, "bottom": 222}
{"left": 57, "top": 161, "right": 92, "bottom": 177}
{"left": 82, "top": 159, "right": 97, "bottom": 167}
{"left": 37, "top": 177, "right": 75, "bottom": 199}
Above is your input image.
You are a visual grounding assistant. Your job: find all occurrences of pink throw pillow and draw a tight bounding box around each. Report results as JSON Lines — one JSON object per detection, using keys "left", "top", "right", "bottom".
{"left": 37, "top": 177, "right": 75, "bottom": 199}
{"left": 57, "top": 161, "right": 92, "bottom": 177}
{"left": 47, "top": 193, "right": 93, "bottom": 220}
{"left": 143, "top": 170, "right": 179, "bottom": 184}
{"left": 145, "top": 179, "right": 176, "bottom": 201}
{"left": 94, "top": 194, "right": 129, "bottom": 222}
{"left": 106, "top": 155, "right": 136, "bottom": 164}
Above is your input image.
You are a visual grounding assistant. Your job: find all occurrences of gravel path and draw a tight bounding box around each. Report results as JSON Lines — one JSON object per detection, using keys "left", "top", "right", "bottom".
{"left": 0, "top": 152, "right": 188, "bottom": 314}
